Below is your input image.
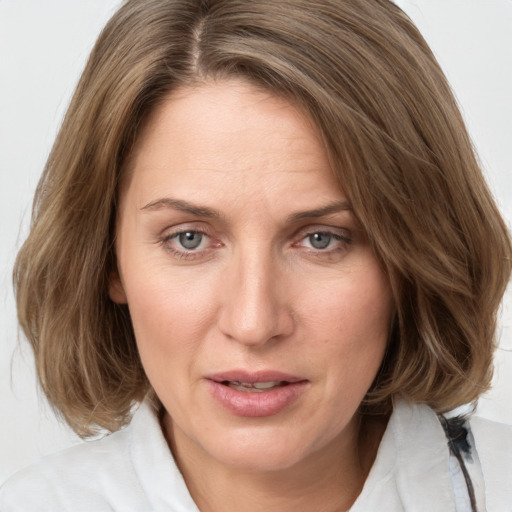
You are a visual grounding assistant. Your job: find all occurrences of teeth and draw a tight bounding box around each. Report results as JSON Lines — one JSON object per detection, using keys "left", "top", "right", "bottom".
{"left": 227, "top": 381, "right": 284, "bottom": 392}
{"left": 252, "top": 382, "right": 280, "bottom": 389}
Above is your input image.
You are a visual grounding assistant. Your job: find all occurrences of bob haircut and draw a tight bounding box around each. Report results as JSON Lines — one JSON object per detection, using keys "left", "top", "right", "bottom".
{"left": 14, "top": 0, "right": 511, "bottom": 437}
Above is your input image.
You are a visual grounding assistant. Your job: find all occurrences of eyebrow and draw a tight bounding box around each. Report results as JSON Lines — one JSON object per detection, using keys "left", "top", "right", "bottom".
{"left": 287, "top": 200, "right": 352, "bottom": 222}
{"left": 141, "top": 198, "right": 221, "bottom": 218}
{"left": 140, "top": 197, "right": 352, "bottom": 221}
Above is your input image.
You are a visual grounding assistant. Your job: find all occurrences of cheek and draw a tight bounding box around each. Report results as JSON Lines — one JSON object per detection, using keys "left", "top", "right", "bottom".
{"left": 303, "top": 268, "right": 392, "bottom": 342}
{"left": 301, "top": 266, "right": 392, "bottom": 385}
{"left": 121, "top": 265, "right": 218, "bottom": 368}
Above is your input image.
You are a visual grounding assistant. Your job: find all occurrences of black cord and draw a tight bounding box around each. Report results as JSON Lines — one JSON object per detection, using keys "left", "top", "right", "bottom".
{"left": 439, "top": 415, "right": 478, "bottom": 512}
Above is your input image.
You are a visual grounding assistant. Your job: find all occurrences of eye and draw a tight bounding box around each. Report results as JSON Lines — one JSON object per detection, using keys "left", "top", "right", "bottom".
{"left": 299, "top": 231, "right": 350, "bottom": 251}
{"left": 161, "top": 229, "right": 214, "bottom": 256}
{"left": 306, "top": 232, "right": 334, "bottom": 250}
{"left": 175, "top": 231, "right": 205, "bottom": 250}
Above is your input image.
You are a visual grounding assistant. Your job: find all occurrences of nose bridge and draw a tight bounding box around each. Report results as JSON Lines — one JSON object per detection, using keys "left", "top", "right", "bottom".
{"left": 219, "top": 243, "right": 291, "bottom": 346}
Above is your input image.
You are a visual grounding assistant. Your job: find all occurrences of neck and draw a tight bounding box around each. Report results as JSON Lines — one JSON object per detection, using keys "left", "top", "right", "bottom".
{"left": 163, "top": 413, "right": 387, "bottom": 512}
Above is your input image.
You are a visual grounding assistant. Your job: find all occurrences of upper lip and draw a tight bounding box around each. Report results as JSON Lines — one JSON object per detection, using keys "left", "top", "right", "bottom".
{"left": 206, "top": 370, "right": 306, "bottom": 384}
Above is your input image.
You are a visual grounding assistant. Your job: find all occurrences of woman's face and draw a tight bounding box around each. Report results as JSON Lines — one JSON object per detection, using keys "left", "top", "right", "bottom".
{"left": 111, "top": 79, "right": 393, "bottom": 472}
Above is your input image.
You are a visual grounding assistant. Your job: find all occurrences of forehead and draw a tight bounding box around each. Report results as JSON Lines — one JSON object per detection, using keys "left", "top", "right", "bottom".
{"left": 121, "top": 79, "right": 344, "bottom": 213}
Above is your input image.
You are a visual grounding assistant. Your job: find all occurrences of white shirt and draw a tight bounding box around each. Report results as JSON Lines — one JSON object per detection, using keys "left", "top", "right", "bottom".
{"left": 1, "top": 399, "right": 511, "bottom": 511}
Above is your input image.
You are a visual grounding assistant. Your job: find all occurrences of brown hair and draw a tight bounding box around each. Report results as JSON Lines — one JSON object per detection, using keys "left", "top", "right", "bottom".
{"left": 14, "top": 0, "right": 511, "bottom": 436}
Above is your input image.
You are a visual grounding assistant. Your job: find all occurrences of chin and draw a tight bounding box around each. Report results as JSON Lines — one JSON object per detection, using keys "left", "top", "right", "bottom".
{"left": 211, "top": 446, "right": 305, "bottom": 473}
{"left": 200, "top": 427, "right": 318, "bottom": 472}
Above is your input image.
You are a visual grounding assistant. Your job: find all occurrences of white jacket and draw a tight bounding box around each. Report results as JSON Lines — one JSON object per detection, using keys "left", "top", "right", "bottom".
{"left": 1, "top": 399, "right": 511, "bottom": 511}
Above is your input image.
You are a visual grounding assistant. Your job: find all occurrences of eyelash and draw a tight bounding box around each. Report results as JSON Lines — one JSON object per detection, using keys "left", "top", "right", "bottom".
{"left": 295, "top": 231, "right": 352, "bottom": 253}
{"left": 159, "top": 227, "right": 352, "bottom": 261}
{"left": 160, "top": 229, "right": 216, "bottom": 261}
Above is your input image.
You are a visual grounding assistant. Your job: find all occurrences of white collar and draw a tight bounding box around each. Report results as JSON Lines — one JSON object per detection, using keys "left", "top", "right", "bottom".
{"left": 129, "top": 399, "right": 200, "bottom": 511}
{"left": 351, "top": 399, "right": 457, "bottom": 510}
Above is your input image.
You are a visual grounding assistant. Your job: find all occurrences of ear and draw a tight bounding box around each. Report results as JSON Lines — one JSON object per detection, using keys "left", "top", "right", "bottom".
{"left": 109, "top": 270, "right": 128, "bottom": 304}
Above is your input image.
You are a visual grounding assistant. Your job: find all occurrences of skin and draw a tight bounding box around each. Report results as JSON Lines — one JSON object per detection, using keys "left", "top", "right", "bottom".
{"left": 110, "top": 79, "right": 394, "bottom": 512}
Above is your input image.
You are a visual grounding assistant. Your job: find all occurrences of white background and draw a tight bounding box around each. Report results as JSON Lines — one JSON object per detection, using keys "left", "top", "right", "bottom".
{"left": 1, "top": 0, "right": 511, "bottom": 483}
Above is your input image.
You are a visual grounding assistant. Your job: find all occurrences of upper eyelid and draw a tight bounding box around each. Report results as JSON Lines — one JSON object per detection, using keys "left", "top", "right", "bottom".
{"left": 293, "top": 224, "right": 352, "bottom": 238}
{"left": 295, "top": 232, "right": 351, "bottom": 246}
{"left": 162, "top": 229, "right": 212, "bottom": 246}
{"left": 161, "top": 222, "right": 214, "bottom": 237}
{"left": 164, "top": 229, "right": 210, "bottom": 239}
{"left": 164, "top": 227, "right": 210, "bottom": 236}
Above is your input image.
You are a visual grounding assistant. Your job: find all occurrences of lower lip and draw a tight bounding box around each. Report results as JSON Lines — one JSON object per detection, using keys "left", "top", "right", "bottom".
{"left": 207, "top": 380, "right": 308, "bottom": 417}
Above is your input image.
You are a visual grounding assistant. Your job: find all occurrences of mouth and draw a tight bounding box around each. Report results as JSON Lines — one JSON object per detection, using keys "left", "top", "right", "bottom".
{"left": 219, "top": 380, "right": 291, "bottom": 393}
{"left": 206, "top": 371, "right": 308, "bottom": 417}
{"left": 207, "top": 370, "right": 306, "bottom": 390}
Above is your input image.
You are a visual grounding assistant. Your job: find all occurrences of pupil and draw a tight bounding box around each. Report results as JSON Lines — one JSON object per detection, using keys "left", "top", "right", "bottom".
{"left": 179, "top": 232, "right": 202, "bottom": 249}
{"left": 310, "top": 233, "right": 331, "bottom": 249}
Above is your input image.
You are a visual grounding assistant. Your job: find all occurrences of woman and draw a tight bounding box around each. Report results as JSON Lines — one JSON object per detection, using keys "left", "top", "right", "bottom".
{"left": 2, "top": 0, "right": 511, "bottom": 510}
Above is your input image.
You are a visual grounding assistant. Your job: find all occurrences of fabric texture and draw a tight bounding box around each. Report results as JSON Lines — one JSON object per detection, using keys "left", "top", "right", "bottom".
{"left": 1, "top": 399, "right": 511, "bottom": 511}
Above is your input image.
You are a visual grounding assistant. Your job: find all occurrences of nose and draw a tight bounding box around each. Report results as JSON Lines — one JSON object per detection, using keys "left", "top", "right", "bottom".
{"left": 218, "top": 248, "right": 294, "bottom": 348}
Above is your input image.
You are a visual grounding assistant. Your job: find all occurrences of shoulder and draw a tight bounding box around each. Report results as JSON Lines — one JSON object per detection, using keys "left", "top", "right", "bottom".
{"left": 0, "top": 408, "right": 151, "bottom": 511}
{"left": 380, "top": 400, "right": 512, "bottom": 511}
{"left": 468, "top": 415, "right": 512, "bottom": 510}
{"left": 470, "top": 414, "right": 512, "bottom": 450}
{"left": 1, "top": 399, "right": 199, "bottom": 512}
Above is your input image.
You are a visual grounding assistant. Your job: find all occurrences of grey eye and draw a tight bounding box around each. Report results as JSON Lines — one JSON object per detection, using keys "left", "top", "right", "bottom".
{"left": 308, "top": 233, "right": 332, "bottom": 249}
{"left": 178, "top": 231, "right": 203, "bottom": 250}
